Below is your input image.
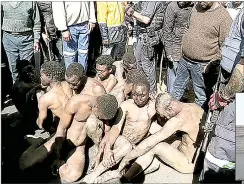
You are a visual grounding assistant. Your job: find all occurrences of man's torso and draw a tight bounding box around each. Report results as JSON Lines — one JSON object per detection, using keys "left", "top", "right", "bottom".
{"left": 122, "top": 99, "right": 155, "bottom": 145}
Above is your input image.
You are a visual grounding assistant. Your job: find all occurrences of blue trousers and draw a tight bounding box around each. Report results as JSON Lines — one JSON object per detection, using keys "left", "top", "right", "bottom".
{"left": 63, "top": 22, "right": 90, "bottom": 72}
{"left": 2, "top": 31, "right": 34, "bottom": 83}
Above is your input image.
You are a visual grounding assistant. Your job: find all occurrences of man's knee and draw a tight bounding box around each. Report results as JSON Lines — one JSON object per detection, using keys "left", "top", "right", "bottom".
{"left": 59, "top": 166, "right": 82, "bottom": 182}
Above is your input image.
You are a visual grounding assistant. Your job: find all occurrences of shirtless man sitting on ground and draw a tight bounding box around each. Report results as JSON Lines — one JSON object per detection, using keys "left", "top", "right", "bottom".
{"left": 20, "top": 92, "right": 118, "bottom": 183}
{"left": 19, "top": 61, "right": 73, "bottom": 169}
{"left": 95, "top": 55, "right": 117, "bottom": 93}
{"left": 36, "top": 61, "right": 73, "bottom": 130}
{"left": 82, "top": 79, "right": 156, "bottom": 183}
{"left": 65, "top": 63, "right": 106, "bottom": 96}
{"left": 118, "top": 93, "right": 205, "bottom": 183}
{"left": 57, "top": 93, "right": 118, "bottom": 182}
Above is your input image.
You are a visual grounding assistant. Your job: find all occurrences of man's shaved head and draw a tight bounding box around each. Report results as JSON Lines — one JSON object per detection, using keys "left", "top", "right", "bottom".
{"left": 126, "top": 69, "right": 147, "bottom": 84}
{"left": 66, "top": 63, "right": 85, "bottom": 79}
{"left": 41, "top": 61, "right": 65, "bottom": 82}
{"left": 156, "top": 93, "right": 176, "bottom": 108}
{"left": 96, "top": 94, "right": 118, "bottom": 120}
{"left": 96, "top": 55, "right": 115, "bottom": 69}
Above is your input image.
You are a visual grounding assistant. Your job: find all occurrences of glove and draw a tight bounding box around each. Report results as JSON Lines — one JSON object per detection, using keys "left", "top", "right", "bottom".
{"left": 51, "top": 137, "right": 65, "bottom": 159}
{"left": 209, "top": 92, "right": 228, "bottom": 111}
{"left": 51, "top": 159, "right": 65, "bottom": 176}
{"left": 125, "top": 4, "right": 134, "bottom": 17}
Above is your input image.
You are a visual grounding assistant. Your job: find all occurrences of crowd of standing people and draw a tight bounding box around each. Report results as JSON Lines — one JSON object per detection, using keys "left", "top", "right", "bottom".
{"left": 1, "top": 1, "right": 244, "bottom": 184}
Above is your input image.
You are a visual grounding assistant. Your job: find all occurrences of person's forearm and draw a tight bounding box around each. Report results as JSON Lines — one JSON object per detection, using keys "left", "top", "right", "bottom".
{"left": 97, "top": 132, "right": 110, "bottom": 156}
{"left": 105, "top": 127, "right": 120, "bottom": 150}
{"left": 133, "top": 11, "right": 150, "bottom": 24}
{"left": 36, "top": 117, "right": 44, "bottom": 128}
{"left": 55, "top": 124, "right": 68, "bottom": 138}
{"left": 219, "top": 63, "right": 244, "bottom": 101}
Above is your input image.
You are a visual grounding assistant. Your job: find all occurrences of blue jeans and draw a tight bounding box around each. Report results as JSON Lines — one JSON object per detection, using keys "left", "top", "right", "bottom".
{"left": 172, "top": 56, "right": 207, "bottom": 109}
{"left": 63, "top": 22, "right": 90, "bottom": 72}
{"left": 167, "top": 60, "right": 179, "bottom": 93}
{"left": 2, "top": 31, "right": 34, "bottom": 83}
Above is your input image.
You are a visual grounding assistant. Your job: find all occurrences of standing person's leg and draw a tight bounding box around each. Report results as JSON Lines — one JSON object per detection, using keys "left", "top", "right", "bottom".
{"left": 135, "top": 38, "right": 156, "bottom": 94}
{"left": 167, "top": 60, "right": 179, "bottom": 93}
{"left": 63, "top": 26, "right": 79, "bottom": 69}
{"left": 19, "top": 33, "right": 34, "bottom": 62}
{"left": 190, "top": 62, "right": 207, "bottom": 110}
{"left": 2, "top": 32, "right": 20, "bottom": 83}
{"left": 77, "top": 22, "right": 90, "bottom": 73}
{"left": 172, "top": 57, "right": 190, "bottom": 100}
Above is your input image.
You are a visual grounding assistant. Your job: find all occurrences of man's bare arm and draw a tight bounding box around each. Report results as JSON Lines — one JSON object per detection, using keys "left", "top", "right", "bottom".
{"left": 123, "top": 117, "right": 182, "bottom": 162}
{"left": 149, "top": 121, "right": 163, "bottom": 134}
{"left": 133, "top": 11, "right": 151, "bottom": 24}
{"left": 54, "top": 95, "right": 83, "bottom": 138}
{"left": 105, "top": 76, "right": 118, "bottom": 93}
{"left": 219, "top": 62, "right": 244, "bottom": 101}
{"left": 105, "top": 103, "right": 127, "bottom": 150}
{"left": 93, "top": 84, "right": 107, "bottom": 96}
{"left": 36, "top": 95, "right": 50, "bottom": 129}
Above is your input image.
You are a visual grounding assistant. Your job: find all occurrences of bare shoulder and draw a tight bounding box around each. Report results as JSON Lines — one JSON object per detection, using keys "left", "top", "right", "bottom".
{"left": 38, "top": 92, "right": 53, "bottom": 108}
{"left": 109, "top": 74, "right": 117, "bottom": 82}
{"left": 188, "top": 103, "right": 204, "bottom": 117}
{"left": 120, "top": 99, "right": 134, "bottom": 109}
{"left": 67, "top": 94, "right": 89, "bottom": 107}
{"left": 89, "top": 78, "right": 106, "bottom": 96}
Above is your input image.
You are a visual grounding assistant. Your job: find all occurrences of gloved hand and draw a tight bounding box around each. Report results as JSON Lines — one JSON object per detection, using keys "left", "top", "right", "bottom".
{"left": 125, "top": 4, "right": 134, "bottom": 17}
{"left": 51, "top": 159, "right": 65, "bottom": 176}
{"left": 51, "top": 137, "right": 65, "bottom": 159}
{"left": 209, "top": 92, "right": 228, "bottom": 111}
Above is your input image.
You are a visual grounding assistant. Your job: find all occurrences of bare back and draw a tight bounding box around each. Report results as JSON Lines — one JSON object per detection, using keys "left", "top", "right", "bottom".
{"left": 66, "top": 94, "right": 97, "bottom": 146}
{"left": 176, "top": 103, "right": 205, "bottom": 161}
{"left": 80, "top": 77, "right": 106, "bottom": 97}
{"left": 122, "top": 99, "right": 156, "bottom": 145}
{"left": 43, "top": 82, "right": 72, "bottom": 119}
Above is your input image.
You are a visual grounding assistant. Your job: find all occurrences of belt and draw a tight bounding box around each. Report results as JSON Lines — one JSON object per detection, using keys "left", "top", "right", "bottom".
{"left": 4, "top": 31, "right": 32, "bottom": 35}
{"left": 205, "top": 149, "right": 235, "bottom": 169}
{"left": 183, "top": 55, "right": 211, "bottom": 64}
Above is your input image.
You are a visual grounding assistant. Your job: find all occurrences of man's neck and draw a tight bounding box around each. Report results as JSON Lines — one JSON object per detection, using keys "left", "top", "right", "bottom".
{"left": 49, "top": 81, "right": 62, "bottom": 89}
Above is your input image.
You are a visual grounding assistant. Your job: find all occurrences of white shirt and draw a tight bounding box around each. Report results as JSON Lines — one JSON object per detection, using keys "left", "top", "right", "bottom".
{"left": 52, "top": 2, "right": 96, "bottom": 31}
{"left": 227, "top": 3, "right": 243, "bottom": 20}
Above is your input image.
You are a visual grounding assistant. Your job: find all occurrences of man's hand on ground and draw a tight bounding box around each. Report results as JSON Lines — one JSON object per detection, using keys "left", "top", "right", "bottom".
{"left": 209, "top": 92, "right": 228, "bottom": 111}
{"left": 62, "top": 30, "right": 72, "bottom": 42}
{"left": 88, "top": 22, "right": 96, "bottom": 32}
